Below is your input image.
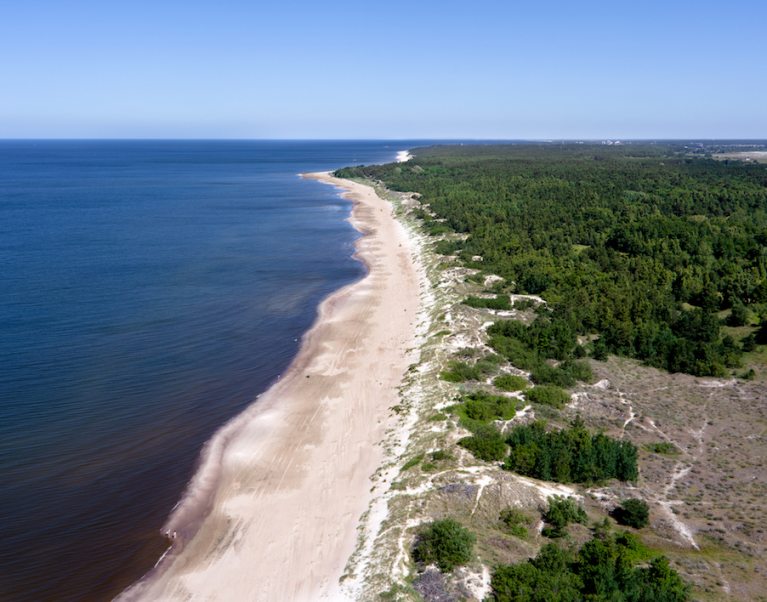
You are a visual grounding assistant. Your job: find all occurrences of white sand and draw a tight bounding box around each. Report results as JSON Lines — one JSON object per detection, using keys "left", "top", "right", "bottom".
{"left": 396, "top": 150, "right": 412, "bottom": 163}
{"left": 120, "top": 173, "right": 423, "bottom": 601}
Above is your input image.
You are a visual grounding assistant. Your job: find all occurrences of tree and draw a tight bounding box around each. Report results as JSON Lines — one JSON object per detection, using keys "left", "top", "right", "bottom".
{"left": 613, "top": 498, "right": 650, "bottom": 528}
{"left": 412, "top": 518, "right": 475, "bottom": 572}
{"left": 542, "top": 495, "right": 588, "bottom": 538}
{"left": 727, "top": 301, "right": 749, "bottom": 326}
{"left": 755, "top": 318, "right": 767, "bottom": 345}
{"left": 458, "top": 425, "right": 508, "bottom": 462}
{"left": 345, "top": 143, "right": 767, "bottom": 380}
{"left": 487, "top": 532, "right": 690, "bottom": 601}
{"left": 592, "top": 336, "right": 608, "bottom": 361}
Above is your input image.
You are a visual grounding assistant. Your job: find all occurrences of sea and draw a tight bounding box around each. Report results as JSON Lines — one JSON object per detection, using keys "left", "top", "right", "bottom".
{"left": 0, "top": 140, "right": 426, "bottom": 601}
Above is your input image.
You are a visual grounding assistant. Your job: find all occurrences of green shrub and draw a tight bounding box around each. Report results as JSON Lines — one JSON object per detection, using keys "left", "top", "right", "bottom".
{"left": 530, "top": 363, "right": 576, "bottom": 387}
{"left": 487, "top": 533, "right": 690, "bottom": 601}
{"left": 524, "top": 385, "right": 571, "bottom": 408}
{"left": 741, "top": 333, "right": 757, "bottom": 352}
{"left": 512, "top": 298, "right": 536, "bottom": 311}
{"left": 489, "top": 545, "right": 580, "bottom": 601}
{"left": 739, "top": 368, "right": 756, "bottom": 380}
{"left": 499, "top": 507, "right": 531, "bottom": 539}
{"left": 591, "top": 337, "right": 609, "bottom": 360}
{"left": 440, "top": 355, "right": 500, "bottom": 382}
{"left": 534, "top": 359, "right": 593, "bottom": 386}
{"left": 434, "top": 239, "right": 462, "bottom": 255}
{"left": 541, "top": 495, "right": 587, "bottom": 538}
{"left": 644, "top": 441, "right": 679, "bottom": 455}
{"left": 489, "top": 334, "right": 540, "bottom": 371}
{"left": 756, "top": 319, "right": 767, "bottom": 344}
{"left": 458, "top": 425, "right": 508, "bottom": 462}
{"left": 493, "top": 374, "right": 528, "bottom": 391}
{"left": 727, "top": 301, "right": 749, "bottom": 326}
{"left": 440, "top": 360, "right": 480, "bottom": 382}
{"left": 430, "top": 449, "right": 453, "bottom": 462}
{"left": 454, "top": 391, "right": 517, "bottom": 424}
{"left": 402, "top": 454, "right": 424, "bottom": 471}
{"left": 613, "top": 498, "right": 650, "bottom": 529}
{"left": 464, "top": 295, "right": 511, "bottom": 310}
{"left": 561, "top": 359, "right": 594, "bottom": 382}
{"left": 412, "top": 518, "right": 475, "bottom": 572}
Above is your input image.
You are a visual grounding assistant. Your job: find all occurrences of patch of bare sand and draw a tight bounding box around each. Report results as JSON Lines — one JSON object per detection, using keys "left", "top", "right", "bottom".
{"left": 119, "top": 173, "right": 423, "bottom": 601}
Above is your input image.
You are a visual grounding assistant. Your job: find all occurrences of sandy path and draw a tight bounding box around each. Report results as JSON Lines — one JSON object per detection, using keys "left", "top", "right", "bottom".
{"left": 120, "top": 173, "right": 422, "bottom": 601}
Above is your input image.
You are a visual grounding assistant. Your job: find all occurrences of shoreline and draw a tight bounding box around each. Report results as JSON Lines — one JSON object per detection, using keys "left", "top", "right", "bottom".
{"left": 119, "top": 170, "right": 425, "bottom": 601}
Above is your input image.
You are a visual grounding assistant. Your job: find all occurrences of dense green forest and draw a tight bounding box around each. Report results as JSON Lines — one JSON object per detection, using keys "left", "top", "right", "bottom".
{"left": 505, "top": 417, "right": 638, "bottom": 483}
{"left": 488, "top": 530, "right": 690, "bottom": 601}
{"left": 337, "top": 144, "right": 767, "bottom": 376}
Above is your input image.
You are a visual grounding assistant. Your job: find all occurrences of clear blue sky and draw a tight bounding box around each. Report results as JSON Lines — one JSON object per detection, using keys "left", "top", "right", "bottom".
{"left": 1, "top": 0, "right": 764, "bottom": 139}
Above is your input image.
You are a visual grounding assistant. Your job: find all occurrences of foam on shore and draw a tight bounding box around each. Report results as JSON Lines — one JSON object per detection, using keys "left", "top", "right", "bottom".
{"left": 396, "top": 150, "right": 413, "bottom": 162}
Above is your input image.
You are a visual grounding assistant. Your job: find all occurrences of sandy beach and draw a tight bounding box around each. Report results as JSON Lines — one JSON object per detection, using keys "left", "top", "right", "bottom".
{"left": 120, "top": 172, "right": 423, "bottom": 601}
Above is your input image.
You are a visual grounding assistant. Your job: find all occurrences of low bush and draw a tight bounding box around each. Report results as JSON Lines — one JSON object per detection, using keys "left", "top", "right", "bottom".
{"left": 613, "top": 498, "right": 650, "bottom": 529}
{"left": 454, "top": 391, "right": 518, "bottom": 425}
{"left": 644, "top": 441, "right": 679, "bottom": 455}
{"left": 430, "top": 449, "right": 453, "bottom": 462}
{"left": 532, "top": 360, "right": 594, "bottom": 387}
{"left": 541, "top": 495, "right": 587, "bottom": 538}
{"left": 412, "top": 518, "right": 475, "bottom": 572}
{"left": 524, "top": 385, "right": 571, "bottom": 408}
{"left": 440, "top": 360, "right": 481, "bottom": 382}
{"left": 402, "top": 454, "right": 424, "bottom": 471}
{"left": 458, "top": 425, "right": 508, "bottom": 462}
{"left": 493, "top": 374, "right": 528, "bottom": 391}
{"left": 511, "top": 298, "right": 536, "bottom": 311}
{"left": 499, "top": 507, "right": 532, "bottom": 539}
{"left": 440, "top": 355, "right": 501, "bottom": 382}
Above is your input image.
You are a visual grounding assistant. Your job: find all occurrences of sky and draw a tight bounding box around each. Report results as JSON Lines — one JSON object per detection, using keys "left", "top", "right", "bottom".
{"left": 0, "top": 0, "right": 765, "bottom": 139}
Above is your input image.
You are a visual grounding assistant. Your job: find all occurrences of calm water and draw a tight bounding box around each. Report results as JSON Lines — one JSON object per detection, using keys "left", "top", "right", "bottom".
{"left": 0, "top": 140, "right": 419, "bottom": 601}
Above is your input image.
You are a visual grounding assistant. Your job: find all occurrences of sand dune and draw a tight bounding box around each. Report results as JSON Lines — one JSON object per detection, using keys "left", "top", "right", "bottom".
{"left": 119, "top": 172, "right": 423, "bottom": 601}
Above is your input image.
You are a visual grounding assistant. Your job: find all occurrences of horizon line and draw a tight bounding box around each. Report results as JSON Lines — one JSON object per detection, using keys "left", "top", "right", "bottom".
{"left": 1, "top": 137, "right": 766, "bottom": 143}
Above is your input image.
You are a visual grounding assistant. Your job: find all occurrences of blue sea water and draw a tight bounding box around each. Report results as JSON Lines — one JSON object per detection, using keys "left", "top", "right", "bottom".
{"left": 0, "top": 140, "right": 421, "bottom": 601}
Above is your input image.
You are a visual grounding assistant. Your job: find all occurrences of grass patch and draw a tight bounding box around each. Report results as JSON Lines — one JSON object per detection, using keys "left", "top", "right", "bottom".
{"left": 493, "top": 374, "right": 528, "bottom": 391}
{"left": 440, "top": 354, "right": 502, "bottom": 382}
{"left": 430, "top": 449, "right": 453, "bottom": 462}
{"left": 402, "top": 454, "right": 424, "bottom": 471}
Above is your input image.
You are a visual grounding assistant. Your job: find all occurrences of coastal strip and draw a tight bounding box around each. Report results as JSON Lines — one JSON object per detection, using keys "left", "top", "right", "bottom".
{"left": 119, "top": 171, "right": 424, "bottom": 601}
